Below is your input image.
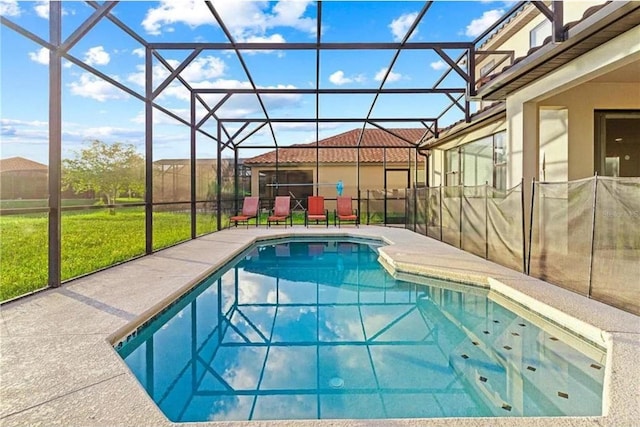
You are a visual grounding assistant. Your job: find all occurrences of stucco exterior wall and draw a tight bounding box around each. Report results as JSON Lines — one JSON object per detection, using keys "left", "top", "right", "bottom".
{"left": 478, "top": 2, "right": 605, "bottom": 71}
{"left": 506, "top": 25, "right": 640, "bottom": 184}
{"left": 539, "top": 108, "right": 568, "bottom": 182}
{"left": 540, "top": 82, "right": 640, "bottom": 180}
{"left": 430, "top": 149, "right": 445, "bottom": 187}
{"left": 434, "top": 24, "right": 640, "bottom": 187}
{"left": 428, "top": 116, "right": 507, "bottom": 187}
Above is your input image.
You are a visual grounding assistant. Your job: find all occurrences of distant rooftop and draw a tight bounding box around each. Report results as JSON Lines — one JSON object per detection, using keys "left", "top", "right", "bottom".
{"left": 244, "top": 128, "right": 424, "bottom": 165}
{"left": 0, "top": 156, "right": 47, "bottom": 172}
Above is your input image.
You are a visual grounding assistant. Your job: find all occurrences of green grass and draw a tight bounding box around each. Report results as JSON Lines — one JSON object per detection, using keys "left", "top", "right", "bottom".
{"left": 0, "top": 198, "right": 144, "bottom": 210}
{"left": 0, "top": 199, "right": 99, "bottom": 209}
{"left": 0, "top": 207, "right": 386, "bottom": 301}
{"left": 0, "top": 209, "right": 223, "bottom": 301}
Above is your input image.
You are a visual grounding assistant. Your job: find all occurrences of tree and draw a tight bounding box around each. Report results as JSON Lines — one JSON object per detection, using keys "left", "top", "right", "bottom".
{"left": 63, "top": 140, "right": 144, "bottom": 208}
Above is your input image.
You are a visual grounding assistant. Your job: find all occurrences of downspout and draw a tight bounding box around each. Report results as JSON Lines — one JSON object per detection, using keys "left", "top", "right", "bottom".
{"left": 418, "top": 149, "right": 430, "bottom": 188}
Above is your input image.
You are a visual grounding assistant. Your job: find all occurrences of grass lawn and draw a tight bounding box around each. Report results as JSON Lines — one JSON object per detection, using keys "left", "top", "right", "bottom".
{"left": 0, "top": 206, "right": 387, "bottom": 301}
{"left": 0, "top": 208, "right": 222, "bottom": 301}
{"left": 0, "top": 198, "right": 99, "bottom": 209}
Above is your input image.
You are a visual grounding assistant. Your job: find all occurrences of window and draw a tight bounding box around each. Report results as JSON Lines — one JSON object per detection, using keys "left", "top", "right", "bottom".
{"left": 462, "top": 136, "right": 493, "bottom": 186}
{"left": 493, "top": 131, "right": 507, "bottom": 190}
{"left": 445, "top": 131, "right": 507, "bottom": 189}
{"left": 444, "top": 149, "right": 460, "bottom": 186}
{"left": 595, "top": 111, "right": 640, "bottom": 177}
{"left": 529, "top": 20, "right": 551, "bottom": 48}
{"left": 258, "top": 169, "right": 314, "bottom": 208}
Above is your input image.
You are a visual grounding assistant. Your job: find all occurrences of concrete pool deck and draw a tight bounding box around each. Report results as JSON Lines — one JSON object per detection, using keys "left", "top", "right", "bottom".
{"left": 1, "top": 226, "right": 638, "bottom": 427}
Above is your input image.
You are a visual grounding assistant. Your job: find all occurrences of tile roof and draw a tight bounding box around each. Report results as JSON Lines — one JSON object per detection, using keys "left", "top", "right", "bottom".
{"left": 419, "top": 102, "right": 506, "bottom": 147}
{"left": 244, "top": 128, "right": 425, "bottom": 165}
{"left": 477, "top": 2, "right": 612, "bottom": 90}
{"left": 0, "top": 156, "right": 47, "bottom": 172}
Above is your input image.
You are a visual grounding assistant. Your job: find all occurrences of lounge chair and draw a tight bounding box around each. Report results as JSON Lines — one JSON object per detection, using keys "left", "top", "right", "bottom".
{"left": 335, "top": 196, "right": 359, "bottom": 227}
{"left": 305, "top": 196, "right": 328, "bottom": 227}
{"left": 268, "top": 196, "right": 292, "bottom": 227}
{"left": 229, "top": 196, "right": 260, "bottom": 228}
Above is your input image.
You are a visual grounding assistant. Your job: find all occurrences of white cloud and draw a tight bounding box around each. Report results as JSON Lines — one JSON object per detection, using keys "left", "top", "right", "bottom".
{"left": 465, "top": 9, "right": 504, "bottom": 37}
{"left": 181, "top": 56, "right": 226, "bottom": 81}
{"left": 0, "top": 0, "right": 20, "bottom": 16}
{"left": 128, "top": 56, "right": 226, "bottom": 89}
{"left": 239, "top": 33, "right": 287, "bottom": 56}
{"left": 271, "top": 122, "right": 340, "bottom": 133}
{"left": 32, "top": 1, "right": 69, "bottom": 19}
{"left": 80, "top": 126, "right": 144, "bottom": 140}
{"left": 142, "top": 0, "right": 210, "bottom": 35}
{"left": 84, "top": 46, "right": 110, "bottom": 66}
{"left": 430, "top": 60, "right": 447, "bottom": 71}
{"left": 127, "top": 55, "right": 300, "bottom": 119}
{"left": 28, "top": 47, "right": 49, "bottom": 65}
{"left": 68, "top": 73, "right": 127, "bottom": 102}
{"left": 34, "top": 0, "right": 48, "bottom": 19}
{"left": 0, "top": 118, "right": 48, "bottom": 127}
{"left": 0, "top": 119, "right": 51, "bottom": 156}
{"left": 328, "top": 70, "right": 365, "bottom": 86}
{"left": 132, "top": 47, "right": 145, "bottom": 58}
{"left": 389, "top": 12, "right": 418, "bottom": 42}
{"left": 268, "top": 0, "right": 316, "bottom": 34}
{"left": 207, "top": 81, "right": 302, "bottom": 118}
{"left": 131, "top": 108, "right": 190, "bottom": 125}
{"left": 329, "top": 70, "right": 350, "bottom": 86}
{"left": 142, "top": 0, "right": 316, "bottom": 40}
{"left": 374, "top": 67, "right": 402, "bottom": 83}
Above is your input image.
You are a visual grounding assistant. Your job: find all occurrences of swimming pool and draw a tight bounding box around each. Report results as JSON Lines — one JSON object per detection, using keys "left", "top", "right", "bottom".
{"left": 115, "top": 238, "right": 606, "bottom": 422}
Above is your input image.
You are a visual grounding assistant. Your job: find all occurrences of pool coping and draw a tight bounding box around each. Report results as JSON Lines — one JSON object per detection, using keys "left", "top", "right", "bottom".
{"left": 1, "top": 226, "right": 638, "bottom": 427}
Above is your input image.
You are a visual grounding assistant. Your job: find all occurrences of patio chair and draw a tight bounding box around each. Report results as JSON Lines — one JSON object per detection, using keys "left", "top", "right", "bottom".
{"left": 268, "top": 196, "right": 292, "bottom": 228}
{"left": 335, "top": 196, "right": 359, "bottom": 227}
{"left": 305, "top": 196, "right": 328, "bottom": 227}
{"left": 229, "top": 196, "right": 260, "bottom": 228}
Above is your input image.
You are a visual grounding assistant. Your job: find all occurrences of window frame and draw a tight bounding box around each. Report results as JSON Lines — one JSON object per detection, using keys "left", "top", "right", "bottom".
{"left": 445, "top": 130, "right": 507, "bottom": 189}
{"left": 529, "top": 19, "right": 551, "bottom": 49}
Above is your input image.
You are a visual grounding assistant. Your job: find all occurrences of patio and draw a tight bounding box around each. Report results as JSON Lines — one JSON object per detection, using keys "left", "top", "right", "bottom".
{"left": 1, "top": 226, "right": 638, "bottom": 427}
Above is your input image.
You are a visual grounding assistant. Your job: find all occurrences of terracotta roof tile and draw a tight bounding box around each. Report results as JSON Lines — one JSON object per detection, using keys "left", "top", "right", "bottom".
{"left": 244, "top": 128, "right": 424, "bottom": 165}
{"left": 477, "top": 1, "right": 611, "bottom": 90}
{"left": 420, "top": 102, "right": 505, "bottom": 146}
{"left": 0, "top": 157, "right": 47, "bottom": 172}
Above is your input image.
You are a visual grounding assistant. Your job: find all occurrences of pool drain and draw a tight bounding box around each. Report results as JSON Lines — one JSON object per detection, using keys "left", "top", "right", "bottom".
{"left": 329, "top": 377, "right": 344, "bottom": 388}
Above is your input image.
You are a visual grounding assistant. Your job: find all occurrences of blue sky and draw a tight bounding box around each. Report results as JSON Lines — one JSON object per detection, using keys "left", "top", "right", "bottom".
{"left": 0, "top": 0, "right": 514, "bottom": 164}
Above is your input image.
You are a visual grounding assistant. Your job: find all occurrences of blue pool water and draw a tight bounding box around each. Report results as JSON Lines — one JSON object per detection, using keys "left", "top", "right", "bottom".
{"left": 116, "top": 239, "right": 605, "bottom": 422}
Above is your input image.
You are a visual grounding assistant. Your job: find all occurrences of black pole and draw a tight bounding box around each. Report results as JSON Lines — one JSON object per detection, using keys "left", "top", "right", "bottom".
{"left": 439, "top": 185, "right": 443, "bottom": 241}
{"left": 383, "top": 147, "right": 387, "bottom": 225}
{"left": 425, "top": 186, "right": 430, "bottom": 236}
{"left": 413, "top": 187, "right": 418, "bottom": 232}
{"left": 216, "top": 122, "right": 222, "bottom": 231}
{"left": 234, "top": 148, "right": 239, "bottom": 213}
{"left": 485, "top": 182, "right": 489, "bottom": 259}
{"left": 587, "top": 174, "right": 598, "bottom": 298}
{"left": 459, "top": 185, "right": 463, "bottom": 249}
{"left": 366, "top": 190, "right": 370, "bottom": 225}
{"left": 357, "top": 146, "right": 361, "bottom": 222}
{"left": 145, "top": 48, "right": 153, "bottom": 254}
{"left": 48, "top": 2, "right": 62, "bottom": 288}
{"left": 521, "top": 177, "right": 526, "bottom": 273}
{"left": 527, "top": 178, "right": 536, "bottom": 275}
{"left": 190, "top": 91, "right": 196, "bottom": 239}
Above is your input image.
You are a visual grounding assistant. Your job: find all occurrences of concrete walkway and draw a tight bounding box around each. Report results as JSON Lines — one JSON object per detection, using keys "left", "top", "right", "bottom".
{"left": 1, "top": 226, "right": 638, "bottom": 427}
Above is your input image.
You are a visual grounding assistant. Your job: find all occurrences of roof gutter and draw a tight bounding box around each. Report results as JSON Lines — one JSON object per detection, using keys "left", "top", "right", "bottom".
{"left": 418, "top": 102, "right": 506, "bottom": 150}
{"left": 474, "top": 1, "right": 640, "bottom": 101}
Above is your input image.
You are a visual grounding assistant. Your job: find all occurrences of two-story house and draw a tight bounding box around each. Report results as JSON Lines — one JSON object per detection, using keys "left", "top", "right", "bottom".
{"left": 421, "top": 1, "right": 640, "bottom": 188}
